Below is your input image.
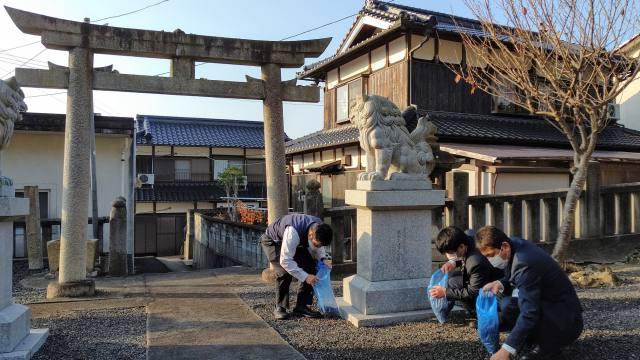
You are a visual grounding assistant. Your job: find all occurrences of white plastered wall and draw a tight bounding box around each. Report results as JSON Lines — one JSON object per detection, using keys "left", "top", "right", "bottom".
{"left": 618, "top": 47, "right": 640, "bottom": 130}
{"left": 5, "top": 131, "right": 132, "bottom": 250}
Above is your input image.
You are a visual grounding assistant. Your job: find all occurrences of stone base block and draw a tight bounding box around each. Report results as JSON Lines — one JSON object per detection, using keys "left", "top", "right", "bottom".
{"left": 336, "top": 297, "right": 435, "bottom": 327}
{"left": 46, "top": 239, "right": 99, "bottom": 274}
{"left": 46, "top": 280, "right": 95, "bottom": 299}
{"left": 356, "top": 179, "right": 432, "bottom": 191}
{"left": 343, "top": 275, "right": 429, "bottom": 315}
{"left": 0, "top": 329, "right": 48, "bottom": 360}
{"left": 0, "top": 305, "right": 29, "bottom": 353}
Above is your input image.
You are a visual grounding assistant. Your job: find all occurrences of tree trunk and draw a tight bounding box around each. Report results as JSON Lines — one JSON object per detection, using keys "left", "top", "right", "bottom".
{"left": 552, "top": 154, "right": 590, "bottom": 262}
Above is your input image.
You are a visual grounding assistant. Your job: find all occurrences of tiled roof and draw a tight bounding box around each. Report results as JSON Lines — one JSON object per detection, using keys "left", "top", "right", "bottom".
{"left": 136, "top": 115, "right": 285, "bottom": 148}
{"left": 18, "top": 112, "right": 133, "bottom": 134}
{"left": 285, "top": 111, "right": 640, "bottom": 154}
{"left": 300, "top": 1, "right": 494, "bottom": 79}
{"left": 135, "top": 182, "right": 266, "bottom": 202}
{"left": 286, "top": 125, "right": 359, "bottom": 154}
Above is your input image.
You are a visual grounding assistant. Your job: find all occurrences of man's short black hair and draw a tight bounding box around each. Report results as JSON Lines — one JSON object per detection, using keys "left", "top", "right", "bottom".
{"left": 311, "top": 223, "right": 333, "bottom": 246}
{"left": 475, "top": 225, "right": 511, "bottom": 249}
{"left": 436, "top": 226, "right": 470, "bottom": 255}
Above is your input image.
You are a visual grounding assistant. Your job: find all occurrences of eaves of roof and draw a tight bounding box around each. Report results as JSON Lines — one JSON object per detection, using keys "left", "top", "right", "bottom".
{"left": 285, "top": 111, "right": 640, "bottom": 155}
{"left": 298, "top": 16, "right": 434, "bottom": 80}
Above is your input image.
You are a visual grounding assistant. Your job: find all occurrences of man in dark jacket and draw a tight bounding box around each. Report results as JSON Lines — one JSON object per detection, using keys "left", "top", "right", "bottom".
{"left": 476, "top": 226, "right": 583, "bottom": 360}
{"left": 430, "top": 226, "right": 502, "bottom": 317}
{"left": 260, "top": 214, "right": 333, "bottom": 320}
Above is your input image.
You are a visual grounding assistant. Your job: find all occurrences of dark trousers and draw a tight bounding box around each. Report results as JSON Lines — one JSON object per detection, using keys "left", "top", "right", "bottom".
{"left": 446, "top": 270, "right": 475, "bottom": 315}
{"left": 260, "top": 234, "right": 317, "bottom": 310}
{"left": 499, "top": 296, "right": 584, "bottom": 353}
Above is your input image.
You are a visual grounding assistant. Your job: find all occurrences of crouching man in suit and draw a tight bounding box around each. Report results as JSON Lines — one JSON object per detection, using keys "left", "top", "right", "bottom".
{"left": 260, "top": 214, "right": 333, "bottom": 320}
{"left": 476, "top": 226, "right": 583, "bottom": 360}
{"left": 430, "top": 226, "right": 502, "bottom": 320}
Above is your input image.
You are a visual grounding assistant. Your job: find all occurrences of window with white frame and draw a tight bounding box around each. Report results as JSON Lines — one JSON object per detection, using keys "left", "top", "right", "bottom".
{"left": 336, "top": 78, "right": 364, "bottom": 123}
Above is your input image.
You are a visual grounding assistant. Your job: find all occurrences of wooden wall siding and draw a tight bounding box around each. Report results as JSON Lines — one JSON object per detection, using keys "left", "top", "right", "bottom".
{"left": 411, "top": 60, "right": 492, "bottom": 115}
{"left": 368, "top": 61, "right": 409, "bottom": 109}
{"left": 324, "top": 87, "right": 336, "bottom": 129}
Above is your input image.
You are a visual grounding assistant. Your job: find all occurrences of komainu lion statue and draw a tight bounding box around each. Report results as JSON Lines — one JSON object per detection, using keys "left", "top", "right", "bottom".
{"left": 350, "top": 94, "right": 436, "bottom": 181}
{"left": 0, "top": 76, "right": 27, "bottom": 150}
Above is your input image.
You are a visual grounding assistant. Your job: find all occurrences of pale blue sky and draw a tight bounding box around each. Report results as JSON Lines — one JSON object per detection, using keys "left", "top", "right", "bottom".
{"left": 0, "top": 0, "right": 473, "bottom": 139}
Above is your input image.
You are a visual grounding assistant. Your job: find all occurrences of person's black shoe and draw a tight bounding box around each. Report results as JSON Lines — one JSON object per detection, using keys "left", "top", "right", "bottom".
{"left": 273, "top": 306, "right": 289, "bottom": 320}
{"left": 293, "top": 306, "right": 322, "bottom": 318}
{"left": 518, "top": 345, "right": 564, "bottom": 360}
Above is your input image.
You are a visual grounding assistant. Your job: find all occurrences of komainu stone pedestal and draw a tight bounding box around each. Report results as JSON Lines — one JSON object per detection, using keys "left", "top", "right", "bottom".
{"left": 0, "top": 198, "right": 48, "bottom": 359}
{"left": 337, "top": 180, "right": 444, "bottom": 327}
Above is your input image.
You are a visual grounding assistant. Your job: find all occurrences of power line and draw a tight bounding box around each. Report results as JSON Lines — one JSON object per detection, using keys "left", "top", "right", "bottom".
{"left": 2, "top": 48, "right": 47, "bottom": 78}
{"left": 279, "top": 0, "right": 397, "bottom": 41}
{"left": 25, "top": 91, "right": 67, "bottom": 99}
{"left": 91, "top": 0, "right": 169, "bottom": 23}
{"left": 0, "top": 41, "right": 41, "bottom": 54}
{"left": 280, "top": 14, "right": 357, "bottom": 41}
{"left": 0, "top": 53, "right": 49, "bottom": 66}
{"left": 0, "top": 58, "right": 47, "bottom": 69}
{"left": 155, "top": 1, "right": 397, "bottom": 76}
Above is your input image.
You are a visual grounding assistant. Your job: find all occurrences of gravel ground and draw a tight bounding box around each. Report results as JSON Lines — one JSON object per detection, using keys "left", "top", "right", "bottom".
{"left": 12, "top": 260, "right": 146, "bottom": 360}
{"left": 238, "top": 264, "right": 640, "bottom": 360}
{"left": 12, "top": 260, "right": 47, "bottom": 304}
{"left": 32, "top": 307, "right": 147, "bottom": 360}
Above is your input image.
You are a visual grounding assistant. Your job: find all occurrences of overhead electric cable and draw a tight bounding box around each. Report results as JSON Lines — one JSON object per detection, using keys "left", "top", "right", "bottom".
{"left": 91, "top": 0, "right": 170, "bottom": 23}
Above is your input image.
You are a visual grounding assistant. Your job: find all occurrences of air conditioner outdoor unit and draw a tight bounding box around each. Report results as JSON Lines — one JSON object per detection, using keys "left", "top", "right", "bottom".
{"left": 137, "top": 173, "right": 155, "bottom": 186}
{"left": 607, "top": 103, "right": 621, "bottom": 120}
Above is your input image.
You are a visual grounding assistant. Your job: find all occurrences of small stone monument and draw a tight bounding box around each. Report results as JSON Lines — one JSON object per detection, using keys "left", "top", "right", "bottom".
{"left": 303, "top": 179, "right": 323, "bottom": 218}
{"left": 336, "top": 95, "right": 444, "bottom": 327}
{"left": 0, "top": 77, "right": 48, "bottom": 358}
{"left": 108, "top": 197, "right": 128, "bottom": 277}
{"left": 24, "top": 186, "right": 43, "bottom": 270}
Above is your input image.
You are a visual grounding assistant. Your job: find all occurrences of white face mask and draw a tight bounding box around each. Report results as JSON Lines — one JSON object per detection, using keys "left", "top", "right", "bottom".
{"left": 308, "top": 239, "right": 318, "bottom": 250}
{"left": 445, "top": 245, "right": 465, "bottom": 262}
{"left": 488, "top": 249, "right": 507, "bottom": 269}
{"left": 445, "top": 253, "right": 460, "bottom": 261}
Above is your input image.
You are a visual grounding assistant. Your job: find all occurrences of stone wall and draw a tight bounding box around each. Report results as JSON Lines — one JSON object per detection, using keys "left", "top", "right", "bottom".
{"left": 192, "top": 212, "right": 267, "bottom": 270}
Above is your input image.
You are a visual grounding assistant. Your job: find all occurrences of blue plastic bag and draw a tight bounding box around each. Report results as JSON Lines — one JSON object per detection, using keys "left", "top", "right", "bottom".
{"left": 476, "top": 291, "right": 500, "bottom": 354}
{"left": 313, "top": 260, "right": 340, "bottom": 316}
{"left": 427, "top": 269, "right": 449, "bottom": 324}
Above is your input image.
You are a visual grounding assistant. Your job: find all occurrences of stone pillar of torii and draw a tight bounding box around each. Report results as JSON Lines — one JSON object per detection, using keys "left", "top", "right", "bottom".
{"left": 5, "top": 6, "right": 330, "bottom": 297}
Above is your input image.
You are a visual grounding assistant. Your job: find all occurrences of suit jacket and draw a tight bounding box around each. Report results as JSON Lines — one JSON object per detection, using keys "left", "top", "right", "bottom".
{"left": 446, "top": 247, "right": 502, "bottom": 302}
{"left": 499, "top": 238, "right": 583, "bottom": 350}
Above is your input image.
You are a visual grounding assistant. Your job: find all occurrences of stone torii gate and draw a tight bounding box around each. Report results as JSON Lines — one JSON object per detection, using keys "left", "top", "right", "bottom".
{"left": 6, "top": 6, "right": 330, "bottom": 297}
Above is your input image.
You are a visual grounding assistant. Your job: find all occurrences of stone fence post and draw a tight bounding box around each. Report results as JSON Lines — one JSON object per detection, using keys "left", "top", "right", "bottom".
{"left": 25, "top": 186, "right": 44, "bottom": 270}
{"left": 185, "top": 210, "right": 195, "bottom": 260}
{"left": 445, "top": 172, "right": 469, "bottom": 229}
{"left": 108, "top": 197, "right": 127, "bottom": 277}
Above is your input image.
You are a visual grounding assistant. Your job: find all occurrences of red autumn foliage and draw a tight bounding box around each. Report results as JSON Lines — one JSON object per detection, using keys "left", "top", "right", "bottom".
{"left": 235, "top": 200, "right": 265, "bottom": 225}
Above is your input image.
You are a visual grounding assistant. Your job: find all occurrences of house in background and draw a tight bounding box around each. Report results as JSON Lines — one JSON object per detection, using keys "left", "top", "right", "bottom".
{"left": 286, "top": 0, "right": 640, "bottom": 212}
{"left": 617, "top": 34, "right": 640, "bottom": 130}
{"left": 3, "top": 112, "right": 135, "bottom": 259}
{"left": 134, "top": 115, "right": 272, "bottom": 257}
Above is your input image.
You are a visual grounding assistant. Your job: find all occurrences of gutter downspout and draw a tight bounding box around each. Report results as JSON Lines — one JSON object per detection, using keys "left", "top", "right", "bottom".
{"left": 127, "top": 134, "right": 136, "bottom": 274}
{"left": 407, "top": 16, "right": 437, "bottom": 109}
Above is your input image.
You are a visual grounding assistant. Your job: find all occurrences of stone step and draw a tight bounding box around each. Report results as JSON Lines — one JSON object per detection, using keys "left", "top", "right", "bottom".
{"left": 0, "top": 328, "right": 49, "bottom": 360}
{"left": 0, "top": 304, "right": 30, "bottom": 353}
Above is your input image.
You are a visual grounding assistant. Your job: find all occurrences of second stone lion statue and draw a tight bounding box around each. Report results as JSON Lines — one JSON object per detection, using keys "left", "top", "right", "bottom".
{"left": 349, "top": 94, "right": 436, "bottom": 181}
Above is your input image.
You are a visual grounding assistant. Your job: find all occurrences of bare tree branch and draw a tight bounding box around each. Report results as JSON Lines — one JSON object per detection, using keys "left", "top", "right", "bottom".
{"left": 447, "top": 0, "right": 640, "bottom": 261}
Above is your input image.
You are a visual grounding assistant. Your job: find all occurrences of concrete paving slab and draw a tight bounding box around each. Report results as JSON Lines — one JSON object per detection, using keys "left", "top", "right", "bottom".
{"left": 145, "top": 269, "right": 305, "bottom": 360}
